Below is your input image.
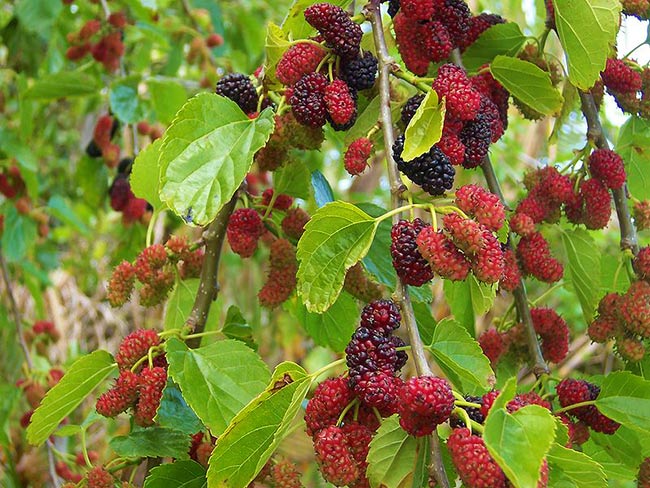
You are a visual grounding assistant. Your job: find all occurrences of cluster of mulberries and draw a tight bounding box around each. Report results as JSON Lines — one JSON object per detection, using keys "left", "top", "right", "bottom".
{"left": 107, "top": 237, "right": 203, "bottom": 307}
{"left": 65, "top": 13, "right": 127, "bottom": 71}
{"left": 258, "top": 238, "right": 298, "bottom": 308}
{"left": 446, "top": 390, "right": 552, "bottom": 487}
{"left": 305, "top": 300, "right": 407, "bottom": 486}
{"left": 109, "top": 158, "right": 151, "bottom": 225}
{"left": 510, "top": 163, "right": 613, "bottom": 284}
{"left": 392, "top": 0, "right": 505, "bottom": 74}
{"left": 479, "top": 307, "right": 569, "bottom": 367}
{"left": 96, "top": 329, "right": 167, "bottom": 427}
{"left": 86, "top": 114, "right": 121, "bottom": 167}
{"left": 600, "top": 58, "right": 650, "bottom": 119}
{"left": 343, "top": 262, "right": 383, "bottom": 303}
{"left": 556, "top": 378, "right": 620, "bottom": 434}
{"left": 395, "top": 64, "right": 509, "bottom": 193}
{"left": 270, "top": 4, "right": 378, "bottom": 134}
{"left": 406, "top": 185, "right": 508, "bottom": 285}
{"left": 255, "top": 112, "right": 325, "bottom": 171}
{"left": 587, "top": 248, "right": 650, "bottom": 362}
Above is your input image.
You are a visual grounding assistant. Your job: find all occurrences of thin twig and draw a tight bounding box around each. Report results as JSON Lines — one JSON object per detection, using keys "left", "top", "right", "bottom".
{"left": 185, "top": 191, "right": 240, "bottom": 348}
{"left": 578, "top": 91, "right": 639, "bottom": 255}
{"left": 366, "top": 3, "right": 449, "bottom": 487}
{"left": 480, "top": 158, "right": 550, "bottom": 378}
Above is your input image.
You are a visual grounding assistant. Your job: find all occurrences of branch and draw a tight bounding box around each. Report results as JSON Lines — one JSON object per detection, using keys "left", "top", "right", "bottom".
{"left": 366, "top": 3, "right": 449, "bottom": 487}
{"left": 185, "top": 191, "right": 240, "bottom": 348}
{"left": 449, "top": 48, "right": 549, "bottom": 377}
{"left": 578, "top": 91, "right": 639, "bottom": 255}
{"left": 480, "top": 159, "right": 550, "bottom": 377}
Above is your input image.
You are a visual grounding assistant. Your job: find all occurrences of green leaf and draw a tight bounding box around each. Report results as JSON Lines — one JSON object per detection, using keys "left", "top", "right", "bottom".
{"left": 547, "top": 443, "right": 607, "bottom": 488}
{"left": 595, "top": 371, "right": 650, "bottom": 435}
{"left": 166, "top": 338, "right": 270, "bottom": 436}
{"left": 443, "top": 279, "right": 474, "bottom": 334}
{"left": 159, "top": 93, "right": 275, "bottom": 226}
{"left": 462, "top": 23, "right": 526, "bottom": 72}
{"left": 273, "top": 159, "right": 311, "bottom": 200}
{"left": 296, "top": 201, "right": 377, "bottom": 312}
{"left": 295, "top": 292, "right": 358, "bottom": 352}
{"left": 15, "top": 0, "right": 62, "bottom": 39}
{"left": 164, "top": 279, "right": 199, "bottom": 331}
{"left": 366, "top": 416, "right": 424, "bottom": 488}
{"left": 587, "top": 426, "right": 645, "bottom": 474}
{"left": 207, "top": 362, "right": 312, "bottom": 487}
{"left": 345, "top": 95, "right": 380, "bottom": 145}
{"left": 469, "top": 274, "right": 497, "bottom": 316}
{"left": 110, "top": 426, "right": 191, "bottom": 459}
{"left": 144, "top": 460, "right": 206, "bottom": 488}
{"left": 560, "top": 228, "right": 601, "bottom": 322}
{"left": 47, "top": 195, "right": 89, "bottom": 235}
{"left": 148, "top": 79, "right": 188, "bottom": 125}
{"left": 156, "top": 383, "right": 203, "bottom": 435}
{"left": 26, "top": 351, "right": 116, "bottom": 445}
{"left": 311, "top": 170, "right": 335, "bottom": 207}
{"left": 616, "top": 116, "right": 650, "bottom": 200}
{"left": 425, "top": 318, "right": 493, "bottom": 394}
{"left": 490, "top": 56, "right": 563, "bottom": 116}
{"left": 264, "top": 22, "right": 291, "bottom": 82}
{"left": 1, "top": 206, "right": 37, "bottom": 263}
{"left": 553, "top": 0, "right": 621, "bottom": 90}
{"left": 484, "top": 405, "right": 557, "bottom": 488}
{"left": 222, "top": 306, "right": 256, "bottom": 350}
{"left": 131, "top": 138, "right": 165, "bottom": 211}
{"left": 402, "top": 89, "right": 445, "bottom": 161}
{"left": 110, "top": 76, "right": 144, "bottom": 124}
{"left": 0, "top": 385, "right": 20, "bottom": 447}
{"left": 23, "top": 72, "right": 100, "bottom": 99}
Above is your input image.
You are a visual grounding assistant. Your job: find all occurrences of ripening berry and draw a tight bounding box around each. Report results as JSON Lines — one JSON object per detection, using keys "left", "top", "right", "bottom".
{"left": 107, "top": 261, "right": 136, "bottom": 307}
{"left": 276, "top": 42, "right": 327, "bottom": 86}
{"left": 634, "top": 200, "right": 650, "bottom": 231}
{"left": 86, "top": 466, "right": 113, "bottom": 488}
{"left": 227, "top": 208, "right": 265, "bottom": 258}
{"left": 108, "top": 11, "right": 128, "bottom": 28}
{"left": 433, "top": 64, "right": 482, "bottom": 121}
{"left": 618, "top": 280, "right": 650, "bottom": 338}
{"left": 500, "top": 248, "right": 522, "bottom": 292}
{"left": 458, "top": 13, "right": 506, "bottom": 51}
{"left": 588, "top": 149, "right": 627, "bottom": 190}
{"left": 313, "top": 425, "right": 360, "bottom": 486}
{"left": 634, "top": 246, "right": 650, "bottom": 280}
{"left": 616, "top": 336, "right": 646, "bottom": 362}
{"left": 343, "top": 263, "right": 383, "bottom": 303}
{"left": 354, "top": 370, "right": 402, "bottom": 417}
{"left": 393, "top": 13, "right": 430, "bottom": 76}
{"left": 215, "top": 73, "right": 259, "bottom": 114}
{"left": 517, "top": 231, "right": 564, "bottom": 283}
{"left": 305, "top": 376, "right": 354, "bottom": 437}
{"left": 258, "top": 239, "right": 297, "bottom": 308}
{"left": 290, "top": 72, "right": 329, "bottom": 127}
{"left": 270, "top": 459, "right": 303, "bottom": 488}
{"left": 391, "top": 219, "right": 435, "bottom": 286}
{"left": 416, "top": 227, "right": 471, "bottom": 281}
{"left": 344, "top": 138, "right": 373, "bottom": 176}
{"left": 454, "top": 184, "right": 505, "bottom": 232}
{"left": 422, "top": 21, "right": 454, "bottom": 62}
{"left": 261, "top": 189, "right": 294, "bottom": 211}
{"left": 325, "top": 79, "right": 357, "bottom": 127}
{"left": 442, "top": 213, "right": 485, "bottom": 255}
{"left": 601, "top": 58, "right": 643, "bottom": 94}
{"left": 437, "top": 132, "right": 466, "bottom": 166}
{"left": 531, "top": 308, "right": 570, "bottom": 363}
{"left": 304, "top": 3, "right": 362, "bottom": 61}
{"left": 134, "top": 366, "right": 167, "bottom": 426}
{"left": 588, "top": 316, "right": 619, "bottom": 343}
{"left": 478, "top": 328, "right": 506, "bottom": 364}
{"left": 447, "top": 428, "right": 506, "bottom": 488}
{"left": 397, "top": 376, "right": 454, "bottom": 436}
{"left": 360, "top": 299, "right": 401, "bottom": 336}
{"left": 206, "top": 33, "right": 224, "bottom": 48}
{"left": 638, "top": 457, "right": 650, "bottom": 487}
{"left": 96, "top": 370, "right": 139, "bottom": 417}
{"left": 91, "top": 32, "right": 125, "bottom": 71}
{"left": 281, "top": 207, "right": 310, "bottom": 239}
{"left": 115, "top": 329, "right": 160, "bottom": 371}
{"left": 346, "top": 327, "right": 400, "bottom": 387}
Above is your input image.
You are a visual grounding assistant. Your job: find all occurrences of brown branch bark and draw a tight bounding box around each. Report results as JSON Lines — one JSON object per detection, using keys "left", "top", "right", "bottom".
{"left": 185, "top": 191, "right": 240, "bottom": 348}
{"left": 367, "top": 3, "right": 449, "bottom": 486}
{"left": 479, "top": 159, "right": 550, "bottom": 377}
{"left": 578, "top": 91, "right": 639, "bottom": 255}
